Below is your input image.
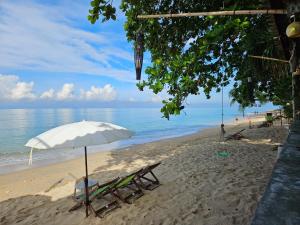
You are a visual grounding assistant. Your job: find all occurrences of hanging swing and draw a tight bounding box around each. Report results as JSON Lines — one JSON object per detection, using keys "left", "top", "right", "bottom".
{"left": 218, "top": 82, "right": 230, "bottom": 157}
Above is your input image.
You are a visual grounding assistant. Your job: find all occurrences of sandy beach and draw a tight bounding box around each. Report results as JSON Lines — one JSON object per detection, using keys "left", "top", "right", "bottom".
{"left": 0, "top": 116, "right": 288, "bottom": 225}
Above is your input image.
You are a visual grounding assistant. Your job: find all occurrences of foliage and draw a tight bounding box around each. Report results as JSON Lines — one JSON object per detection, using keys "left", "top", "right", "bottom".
{"left": 88, "top": 0, "right": 291, "bottom": 119}
{"left": 283, "top": 104, "right": 293, "bottom": 118}
{"left": 88, "top": 0, "right": 116, "bottom": 23}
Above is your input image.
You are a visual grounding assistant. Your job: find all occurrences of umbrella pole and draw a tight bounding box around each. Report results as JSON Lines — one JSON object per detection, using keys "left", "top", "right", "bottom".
{"left": 28, "top": 147, "right": 33, "bottom": 166}
{"left": 84, "top": 146, "right": 89, "bottom": 217}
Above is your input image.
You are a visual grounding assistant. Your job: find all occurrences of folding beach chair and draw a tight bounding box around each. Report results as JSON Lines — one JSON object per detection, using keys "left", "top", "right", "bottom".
{"left": 69, "top": 177, "right": 121, "bottom": 218}
{"left": 112, "top": 173, "right": 144, "bottom": 204}
{"left": 135, "top": 162, "right": 161, "bottom": 190}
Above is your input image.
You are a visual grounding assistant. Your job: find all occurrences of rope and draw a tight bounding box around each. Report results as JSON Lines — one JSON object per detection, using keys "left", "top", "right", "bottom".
{"left": 222, "top": 85, "right": 224, "bottom": 124}
{"left": 220, "top": 84, "right": 226, "bottom": 143}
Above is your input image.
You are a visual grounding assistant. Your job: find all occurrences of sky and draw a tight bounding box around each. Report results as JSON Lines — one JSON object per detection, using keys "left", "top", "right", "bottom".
{"left": 0, "top": 0, "right": 235, "bottom": 109}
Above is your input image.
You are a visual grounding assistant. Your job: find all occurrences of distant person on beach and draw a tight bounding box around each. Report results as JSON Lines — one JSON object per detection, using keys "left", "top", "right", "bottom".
{"left": 248, "top": 117, "right": 252, "bottom": 129}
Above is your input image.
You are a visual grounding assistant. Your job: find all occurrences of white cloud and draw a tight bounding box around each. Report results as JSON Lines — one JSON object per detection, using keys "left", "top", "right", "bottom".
{"left": 129, "top": 97, "right": 136, "bottom": 102}
{"left": 80, "top": 84, "right": 117, "bottom": 101}
{"left": 56, "top": 84, "right": 75, "bottom": 100}
{"left": 0, "top": 74, "right": 35, "bottom": 101}
{"left": 0, "top": 74, "right": 120, "bottom": 103}
{"left": 151, "top": 94, "right": 163, "bottom": 103}
{"left": 40, "top": 89, "right": 55, "bottom": 99}
{"left": 40, "top": 83, "right": 118, "bottom": 102}
{"left": 11, "top": 82, "right": 35, "bottom": 100}
{"left": 0, "top": 0, "right": 135, "bottom": 81}
{"left": 0, "top": 75, "right": 18, "bottom": 100}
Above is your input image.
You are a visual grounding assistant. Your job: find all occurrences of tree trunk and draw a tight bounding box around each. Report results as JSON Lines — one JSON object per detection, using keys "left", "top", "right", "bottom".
{"left": 293, "top": 73, "right": 300, "bottom": 120}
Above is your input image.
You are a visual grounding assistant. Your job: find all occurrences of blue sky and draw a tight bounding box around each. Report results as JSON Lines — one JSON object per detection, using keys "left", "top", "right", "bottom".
{"left": 0, "top": 0, "right": 235, "bottom": 108}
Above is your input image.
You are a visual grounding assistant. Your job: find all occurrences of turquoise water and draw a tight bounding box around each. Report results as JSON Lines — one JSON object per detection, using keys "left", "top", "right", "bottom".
{"left": 0, "top": 106, "right": 273, "bottom": 173}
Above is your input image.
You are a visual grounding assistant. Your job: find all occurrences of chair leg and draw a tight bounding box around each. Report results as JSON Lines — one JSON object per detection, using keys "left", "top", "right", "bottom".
{"left": 150, "top": 171, "right": 160, "bottom": 184}
{"left": 137, "top": 176, "right": 147, "bottom": 189}
{"left": 112, "top": 189, "right": 126, "bottom": 202}
{"left": 113, "top": 183, "right": 143, "bottom": 204}
{"left": 96, "top": 200, "right": 120, "bottom": 218}
{"left": 138, "top": 172, "right": 160, "bottom": 190}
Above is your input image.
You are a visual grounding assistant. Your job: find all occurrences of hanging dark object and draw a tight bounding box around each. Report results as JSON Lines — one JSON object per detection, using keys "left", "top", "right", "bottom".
{"left": 134, "top": 31, "right": 144, "bottom": 80}
{"left": 247, "top": 76, "right": 255, "bottom": 103}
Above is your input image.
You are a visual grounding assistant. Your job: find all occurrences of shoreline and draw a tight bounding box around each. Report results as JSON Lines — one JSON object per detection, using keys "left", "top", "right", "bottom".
{"left": 1, "top": 108, "right": 266, "bottom": 176}
{"left": 0, "top": 124, "right": 219, "bottom": 176}
{"left": 0, "top": 124, "right": 211, "bottom": 175}
{"left": 0, "top": 111, "right": 255, "bottom": 176}
{"left": 0, "top": 107, "right": 269, "bottom": 175}
{"left": 0, "top": 114, "right": 265, "bottom": 178}
{"left": 1, "top": 114, "right": 244, "bottom": 176}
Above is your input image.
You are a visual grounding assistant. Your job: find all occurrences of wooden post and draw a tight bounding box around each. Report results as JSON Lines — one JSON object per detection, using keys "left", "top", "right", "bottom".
{"left": 293, "top": 71, "right": 300, "bottom": 120}
{"left": 280, "top": 108, "right": 283, "bottom": 126}
{"left": 290, "top": 39, "right": 300, "bottom": 120}
{"left": 84, "top": 146, "right": 89, "bottom": 217}
{"left": 137, "top": 9, "right": 287, "bottom": 19}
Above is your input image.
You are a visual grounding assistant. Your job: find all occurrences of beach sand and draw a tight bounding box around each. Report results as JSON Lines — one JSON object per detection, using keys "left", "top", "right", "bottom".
{"left": 0, "top": 116, "right": 288, "bottom": 225}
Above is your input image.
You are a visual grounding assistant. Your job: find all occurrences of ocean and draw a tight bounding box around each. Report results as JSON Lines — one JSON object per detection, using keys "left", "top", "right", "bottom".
{"left": 0, "top": 106, "right": 273, "bottom": 174}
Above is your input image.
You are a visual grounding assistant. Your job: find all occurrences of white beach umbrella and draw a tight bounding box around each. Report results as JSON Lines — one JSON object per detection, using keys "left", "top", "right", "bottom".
{"left": 25, "top": 120, "right": 133, "bottom": 217}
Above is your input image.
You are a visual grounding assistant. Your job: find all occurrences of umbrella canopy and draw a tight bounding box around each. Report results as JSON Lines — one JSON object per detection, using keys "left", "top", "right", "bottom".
{"left": 25, "top": 120, "right": 133, "bottom": 150}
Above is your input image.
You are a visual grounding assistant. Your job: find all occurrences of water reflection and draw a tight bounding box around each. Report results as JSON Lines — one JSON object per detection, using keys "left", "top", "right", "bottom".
{"left": 56, "top": 108, "right": 75, "bottom": 125}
